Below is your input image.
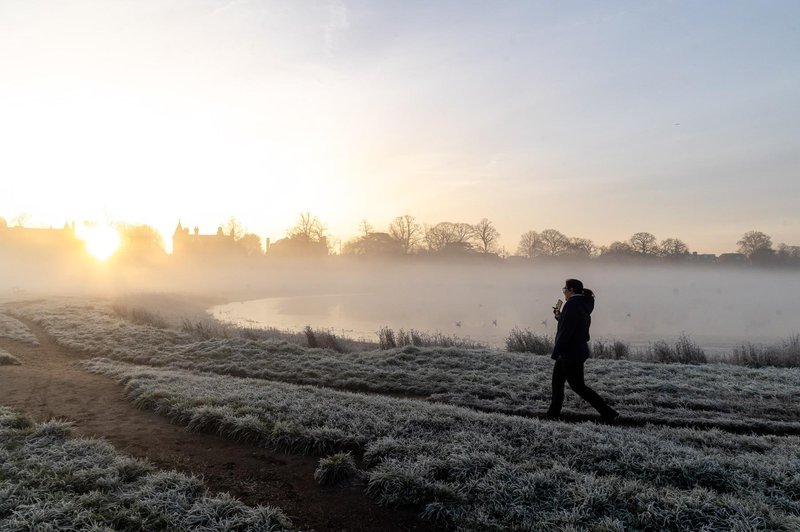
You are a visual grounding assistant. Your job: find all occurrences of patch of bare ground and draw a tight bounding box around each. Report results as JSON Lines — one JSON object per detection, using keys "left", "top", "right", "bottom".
{"left": 0, "top": 315, "right": 439, "bottom": 532}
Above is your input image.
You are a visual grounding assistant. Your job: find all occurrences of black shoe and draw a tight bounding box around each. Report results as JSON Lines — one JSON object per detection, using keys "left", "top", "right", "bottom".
{"left": 545, "top": 412, "right": 560, "bottom": 421}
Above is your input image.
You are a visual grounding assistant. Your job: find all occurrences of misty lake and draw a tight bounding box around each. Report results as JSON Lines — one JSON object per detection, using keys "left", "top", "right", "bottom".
{"left": 210, "top": 264, "right": 799, "bottom": 355}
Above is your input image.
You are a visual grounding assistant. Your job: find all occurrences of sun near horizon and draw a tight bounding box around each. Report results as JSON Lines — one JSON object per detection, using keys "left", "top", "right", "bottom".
{"left": 1, "top": 1, "right": 799, "bottom": 258}
{"left": 77, "top": 224, "right": 121, "bottom": 261}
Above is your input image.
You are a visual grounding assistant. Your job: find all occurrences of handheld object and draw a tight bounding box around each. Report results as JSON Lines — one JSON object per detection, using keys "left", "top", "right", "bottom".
{"left": 554, "top": 299, "right": 563, "bottom": 312}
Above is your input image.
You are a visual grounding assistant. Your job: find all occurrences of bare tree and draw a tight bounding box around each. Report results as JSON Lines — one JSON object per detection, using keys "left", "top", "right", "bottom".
{"left": 600, "top": 241, "right": 635, "bottom": 257}
{"left": 538, "top": 229, "right": 570, "bottom": 256}
{"left": 11, "top": 213, "right": 30, "bottom": 228}
{"left": 222, "top": 216, "right": 245, "bottom": 239}
{"left": 424, "top": 222, "right": 474, "bottom": 252}
{"left": 239, "top": 233, "right": 263, "bottom": 256}
{"left": 737, "top": 230, "right": 772, "bottom": 258}
{"left": 388, "top": 215, "right": 422, "bottom": 254}
{"left": 778, "top": 243, "right": 800, "bottom": 259}
{"left": 288, "top": 212, "right": 326, "bottom": 242}
{"left": 629, "top": 232, "right": 658, "bottom": 255}
{"left": 343, "top": 232, "right": 403, "bottom": 256}
{"left": 451, "top": 222, "right": 475, "bottom": 243}
{"left": 358, "top": 219, "right": 373, "bottom": 237}
{"left": 516, "top": 230, "right": 541, "bottom": 259}
{"left": 116, "top": 223, "right": 164, "bottom": 251}
{"left": 424, "top": 223, "right": 453, "bottom": 252}
{"left": 567, "top": 237, "right": 595, "bottom": 257}
{"left": 660, "top": 237, "right": 689, "bottom": 257}
{"left": 472, "top": 218, "right": 500, "bottom": 254}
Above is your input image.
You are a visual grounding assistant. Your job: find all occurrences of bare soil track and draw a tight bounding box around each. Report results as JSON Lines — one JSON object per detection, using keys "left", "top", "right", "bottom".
{"left": 0, "top": 316, "right": 439, "bottom": 532}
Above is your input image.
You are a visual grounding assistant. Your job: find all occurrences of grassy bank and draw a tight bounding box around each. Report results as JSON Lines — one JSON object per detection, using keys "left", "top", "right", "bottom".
{"left": 0, "top": 407, "right": 292, "bottom": 531}
{"left": 12, "top": 301, "right": 800, "bottom": 434}
{"left": 81, "top": 358, "right": 800, "bottom": 531}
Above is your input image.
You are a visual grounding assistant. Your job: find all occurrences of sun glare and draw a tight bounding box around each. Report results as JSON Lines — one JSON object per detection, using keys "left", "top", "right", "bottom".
{"left": 79, "top": 226, "right": 121, "bottom": 261}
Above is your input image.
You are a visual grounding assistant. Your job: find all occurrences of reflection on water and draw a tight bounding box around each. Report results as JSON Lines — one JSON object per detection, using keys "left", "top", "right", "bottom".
{"left": 213, "top": 292, "right": 518, "bottom": 347}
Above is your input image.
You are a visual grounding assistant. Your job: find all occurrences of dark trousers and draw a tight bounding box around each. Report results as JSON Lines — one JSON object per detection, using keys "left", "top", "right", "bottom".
{"left": 547, "top": 358, "right": 616, "bottom": 417}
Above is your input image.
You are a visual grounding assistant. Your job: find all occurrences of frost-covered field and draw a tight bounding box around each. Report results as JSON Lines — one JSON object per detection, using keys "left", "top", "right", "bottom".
{"left": 0, "top": 407, "right": 292, "bottom": 531}
{"left": 8, "top": 299, "right": 800, "bottom": 530}
{"left": 81, "top": 358, "right": 800, "bottom": 530}
{"left": 12, "top": 301, "right": 800, "bottom": 435}
{"left": 0, "top": 348, "right": 21, "bottom": 366}
{"left": 0, "top": 312, "right": 38, "bottom": 346}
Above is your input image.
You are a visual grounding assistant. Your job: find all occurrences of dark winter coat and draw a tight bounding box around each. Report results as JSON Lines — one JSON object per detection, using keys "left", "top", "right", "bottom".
{"left": 551, "top": 293, "right": 594, "bottom": 362}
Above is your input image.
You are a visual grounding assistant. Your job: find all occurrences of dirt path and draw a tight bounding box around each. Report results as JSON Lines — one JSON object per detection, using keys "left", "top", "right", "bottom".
{"left": 0, "top": 316, "right": 438, "bottom": 532}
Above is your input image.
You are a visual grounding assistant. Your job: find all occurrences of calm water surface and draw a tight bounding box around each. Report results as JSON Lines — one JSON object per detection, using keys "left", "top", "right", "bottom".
{"left": 211, "top": 286, "right": 789, "bottom": 355}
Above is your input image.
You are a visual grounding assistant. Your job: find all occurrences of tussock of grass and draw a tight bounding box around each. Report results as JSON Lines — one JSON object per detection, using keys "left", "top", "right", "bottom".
{"left": 505, "top": 327, "right": 553, "bottom": 355}
{"left": 181, "top": 318, "right": 232, "bottom": 340}
{"left": 639, "top": 334, "right": 707, "bottom": 364}
{"left": 379, "top": 326, "right": 486, "bottom": 350}
{"left": 507, "top": 329, "right": 707, "bottom": 365}
{"left": 80, "top": 360, "right": 800, "bottom": 531}
{"left": 591, "top": 338, "right": 631, "bottom": 359}
{"left": 0, "top": 312, "right": 39, "bottom": 346}
{"left": 378, "top": 326, "right": 396, "bottom": 349}
{"left": 112, "top": 305, "right": 169, "bottom": 329}
{"left": 0, "top": 348, "right": 21, "bottom": 365}
{"left": 314, "top": 452, "right": 362, "bottom": 486}
{"left": 303, "top": 326, "right": 346, "bottom": 353}
{"left": 0, "top": 406, "right": 292, "bottom": 531}
{"left": 733, "top": 334, "right": 800, "bottom": 367}
{"left": 180, "top": 318, "right": 371, "bottom": 353}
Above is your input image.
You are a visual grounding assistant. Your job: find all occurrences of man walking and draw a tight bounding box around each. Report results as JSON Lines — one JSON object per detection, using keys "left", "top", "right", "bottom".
{"left": 547, "top": 278, "right": 619, "bottom": 422}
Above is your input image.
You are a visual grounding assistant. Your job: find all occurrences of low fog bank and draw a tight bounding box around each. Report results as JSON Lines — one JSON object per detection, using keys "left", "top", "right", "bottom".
{"left": 2, "top": 254, "right": 796, "bottom": 350}
{"left": 210, "top": 261, "right": 798, "bottom": 351}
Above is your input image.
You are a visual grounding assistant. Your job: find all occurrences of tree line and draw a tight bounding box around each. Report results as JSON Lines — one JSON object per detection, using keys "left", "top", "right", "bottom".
{"left": 285, "top": 213, "right": 799, "bottom": 266}
{"left": 3, "top": 214, "right": 798, "bottom": 266}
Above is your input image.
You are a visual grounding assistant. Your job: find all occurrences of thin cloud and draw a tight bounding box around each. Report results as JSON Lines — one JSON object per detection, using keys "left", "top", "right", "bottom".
{"left": 324, "top": 0, "right": 349, "bottom": 58}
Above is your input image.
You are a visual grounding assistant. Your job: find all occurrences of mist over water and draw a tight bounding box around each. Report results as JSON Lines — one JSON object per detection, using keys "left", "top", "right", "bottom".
{"left": 2, "top": 246, "right": 795, "bottom": 355}
{"left": 211, "top": 262, "right": 800, "bottom": 354}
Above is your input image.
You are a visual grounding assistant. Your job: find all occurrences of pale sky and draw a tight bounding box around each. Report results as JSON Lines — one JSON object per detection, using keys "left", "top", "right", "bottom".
{"left": 1, "top": 0, "right": 798, "bottom": 254}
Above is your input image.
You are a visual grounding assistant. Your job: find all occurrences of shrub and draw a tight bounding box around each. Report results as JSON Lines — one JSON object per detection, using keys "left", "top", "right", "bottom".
{"left": 379, "top": 327, "right": 486, "bottom": 350}
{"left": 732, "top": 334, "right": 800, "bottom": 367}
{"left": 378, "top": 326, "right": 396, "bottom": 349}
{"left": 304, "top": 326, "right": 318, "bottom": 348}
{"left": 304, "top": 326, "right": 346, "bottom": 353}
{"left": 640, "top": 334, "right": 706, "bottom": 364}
{"left": 313, "top": 452, "right": 362, "bottom": 486}
{"left": 112, "top": 305, "right": 168, "bottom": 329}
{"left": 314, "top": 330, "right": 345, "bottom": 353}
{"left": 674, "top": 333, "right": 707, "bottom": 364}
{"left": 505, "top": 327, "right": 553, "bottom": 355}
{"left": 592, "top": 339, "right": 631, "bottom": 360}
{"left": 181, "top": 319, "right": 230, "bottom": 340}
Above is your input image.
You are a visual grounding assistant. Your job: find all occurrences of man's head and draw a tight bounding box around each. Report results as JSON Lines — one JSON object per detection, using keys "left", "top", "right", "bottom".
{"left": 563, "top": 278, "right": 584, "bottom": 299}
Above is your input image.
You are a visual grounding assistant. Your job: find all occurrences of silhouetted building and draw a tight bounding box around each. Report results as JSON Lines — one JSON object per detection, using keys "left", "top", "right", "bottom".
{"left": 268, "top": 235, "right": 328, "bottom": 257}
{"left": 717, "top": 252, "right": 746, "bottom": 265}
{"left": 172, "top": 221, "right": 243, "bottom": 257}
{"left": 0, "top": 222, "right": 85, "bottom": 258}
{"left": 688, "top": 252, "right": 717, "bottom": 264}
